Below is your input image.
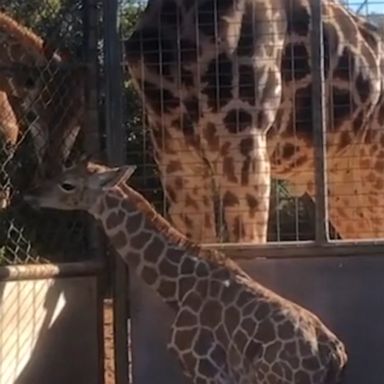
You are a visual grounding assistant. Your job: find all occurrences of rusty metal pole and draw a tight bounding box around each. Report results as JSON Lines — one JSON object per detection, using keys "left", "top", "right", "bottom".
{"left": 310, "top": 0, "right": 329, "bottom": 244}
{"left": 102, "top": 0, "right": 130, "bottom": 383}
{"left": 83, "top": 0, "right": 106, "bottom": 383}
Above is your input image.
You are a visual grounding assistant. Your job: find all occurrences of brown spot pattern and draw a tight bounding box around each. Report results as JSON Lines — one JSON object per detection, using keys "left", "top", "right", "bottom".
{"left": 200, "top": 300, "right": 222, "bottom": 328}
{"left": 167, "top": 161, "right": 183, "bottom": 173}
{"left": 126, "top": 212, "right": 143, "bottom": 233}
{"left": 223, "top": 157, "right": 238, "bottom": 183}
{"left": 233, "top": 217, "right": 245, "bottom": 241}
{"left": 222, "top": 191, "right": 239, "bottom": 207}
{"left": 203, "top": 122, "right": 219, "bottom": 151}
{"left": 159, "top": 257, "right": 178, "bottom": 278}
{"left": 130, "top": 231, "right": 151, "bottom": 250}
{"left": 110, "top": 231, "right": 127, "bottom": 249}
{"left": 143, "top": 235, "right": 165, "bottom": 263}
{"left": 141, "top": 265, "right": 157, "bottom": 285}
{"left": 246, "top": 194, "right": 259, "bottom": 217}
{"left": 105, "top": 210, "right": 125, "bottom": 230}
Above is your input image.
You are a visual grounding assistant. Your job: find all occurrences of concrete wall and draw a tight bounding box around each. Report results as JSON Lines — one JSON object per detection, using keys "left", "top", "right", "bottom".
{"left": 130, "top": 255, "right": 384, "bottom": 384}
{"left": 0, "top": 276, "right": 100, "bottom": 384}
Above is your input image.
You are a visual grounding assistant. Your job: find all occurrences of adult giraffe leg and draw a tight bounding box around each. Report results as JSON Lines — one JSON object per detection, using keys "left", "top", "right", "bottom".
{"left": 220, "top": 131, "right": 271, "bottom": 243}
{"left": 160, "top": 151, "right": 217, "bottom": 244}
{"left": 219, "top": 3, "right": 286, "bottom": 243}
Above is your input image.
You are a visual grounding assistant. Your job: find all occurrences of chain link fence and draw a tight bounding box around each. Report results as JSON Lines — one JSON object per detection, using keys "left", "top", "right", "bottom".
{"left": 0, "top": 0, "right": 100, "bottom": 265}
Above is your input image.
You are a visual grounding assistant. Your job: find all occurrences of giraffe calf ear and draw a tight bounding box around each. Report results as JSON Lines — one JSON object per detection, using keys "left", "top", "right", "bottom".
{"left": 92, "top": 165, "right": 137, "bottom": 190}
{"left": 110, "top": 165, "right": 137, "bottom": 187}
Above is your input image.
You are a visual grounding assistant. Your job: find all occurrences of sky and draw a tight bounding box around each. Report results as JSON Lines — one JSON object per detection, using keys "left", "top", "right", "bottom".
{"left": 342, "top": 1, "right": 384, "bottom": 14}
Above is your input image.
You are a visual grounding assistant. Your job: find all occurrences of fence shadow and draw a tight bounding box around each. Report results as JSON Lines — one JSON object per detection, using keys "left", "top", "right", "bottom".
{"left": 0, "top": 275, "right": 99, "bottom": 384}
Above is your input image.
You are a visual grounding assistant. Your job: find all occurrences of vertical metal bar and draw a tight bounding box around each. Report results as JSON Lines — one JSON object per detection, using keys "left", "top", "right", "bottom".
{"left": 102, "top": 1, "right": 130, "bottom": 384}
{"left": 83, "top": 1, "right": 105, "bottom": 383}
{"left": 83, "top": 0, "right": 102, "bottom": 160}
{"left": 356, "top": 0, "right": 368, "bottom": 14}
{"left": 103, "top": 0, "right": 126, "bottom": 164}
{"left": 310, "top": 0, "right": 329, "bottom": 243}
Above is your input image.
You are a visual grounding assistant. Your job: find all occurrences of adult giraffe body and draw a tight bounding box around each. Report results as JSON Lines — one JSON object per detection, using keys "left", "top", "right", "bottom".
{"left": 125, "top": 0, "right": 384, "bottom": 243}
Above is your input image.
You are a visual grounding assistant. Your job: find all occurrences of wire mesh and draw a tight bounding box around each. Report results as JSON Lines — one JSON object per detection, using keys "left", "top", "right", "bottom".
{"left": 0, "top": 0, "right": 100, "bottom": 265}
{"left": 119, "top": 0, "right": 163, "bottom": 221}
{"left": 323, "top": 1, "right": 384, "bottom": 240}
{"left": 119, "top": 0, "right": 384, "bottom": 245}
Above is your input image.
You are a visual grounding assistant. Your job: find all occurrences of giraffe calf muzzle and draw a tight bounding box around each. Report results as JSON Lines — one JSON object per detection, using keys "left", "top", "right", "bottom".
{"left": 23, "top": 193, "right": 42, "bottom": 210}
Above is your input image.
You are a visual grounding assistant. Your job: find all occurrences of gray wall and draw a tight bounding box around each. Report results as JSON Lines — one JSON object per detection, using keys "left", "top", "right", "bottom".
{"left": 0, "top": 276, "right": 100, "bottom": 384}
{"left": 130, "top": 255, "right": 384, "bottom": 384}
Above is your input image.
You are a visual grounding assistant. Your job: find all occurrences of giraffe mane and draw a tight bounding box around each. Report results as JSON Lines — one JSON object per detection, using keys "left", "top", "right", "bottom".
{"left": 117, "top": 182, "right": 241, "bottom": 270}
{"left": 116, "top": 184, "right": 300, "bottom": 303}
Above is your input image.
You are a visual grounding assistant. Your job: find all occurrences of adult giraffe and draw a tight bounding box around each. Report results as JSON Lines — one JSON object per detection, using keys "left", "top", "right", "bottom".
{"left": 0, "top": 11, "right": 84, "bottom": 206}
{"left": 124, "top": 0, "right": 384, "bottom": 243}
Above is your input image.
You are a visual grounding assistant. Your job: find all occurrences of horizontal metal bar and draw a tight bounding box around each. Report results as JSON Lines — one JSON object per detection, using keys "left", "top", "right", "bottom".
{"left": 202, "top": 241, "right": 384, "bottom": 260}
{"left": 0, "top": 260, "right": 104, "bottom": 281}
{"left": 3, "top": 241, "right": 382, "bottom": 281}
{"left": 0, "top": 63, "right": 89, "bottom": 71}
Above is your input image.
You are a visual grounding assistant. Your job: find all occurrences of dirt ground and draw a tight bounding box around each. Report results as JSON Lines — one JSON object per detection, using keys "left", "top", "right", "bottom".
{"left": 104, "top": 299, "right": 115, "bottom": 384}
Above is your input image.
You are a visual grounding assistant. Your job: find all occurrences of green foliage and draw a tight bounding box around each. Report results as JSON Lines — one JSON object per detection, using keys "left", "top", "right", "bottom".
{"left": 0, "top": 0, "right": 62, "bottom": 28}
{"left": 119, "top": 0, "right": 165, "bottom": 213}
{"left": 120, "top": 0, "right": 145, "bottom": 38}
{"left": 0, "top": 0, "right": 84, "bottom": 54}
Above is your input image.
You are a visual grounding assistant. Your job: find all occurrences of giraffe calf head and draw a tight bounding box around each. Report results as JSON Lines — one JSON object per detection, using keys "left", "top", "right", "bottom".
{"left": 23, "top": 156, "right": 137, "bottom": 213}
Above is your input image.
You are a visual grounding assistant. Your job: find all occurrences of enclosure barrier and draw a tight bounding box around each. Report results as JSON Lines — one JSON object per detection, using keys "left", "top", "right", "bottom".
{"left": 1, "top": 0, "right": 384, "bottom": 384}
{"left": 103, "top": 0, "right": 130, "bottom": 382}
{"left": 0, "top": 0, "right": 106, "bottom": 383}
{"left": 113, "top": 1, "right": 384, "bottom": 383}
{"left": 0, "top": 262, "right": 104, "bottom": 384}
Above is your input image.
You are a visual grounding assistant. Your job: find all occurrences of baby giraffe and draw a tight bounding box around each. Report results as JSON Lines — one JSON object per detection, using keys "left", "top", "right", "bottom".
{"left": 24, "top": 159, "right": 347, "bottom": 384}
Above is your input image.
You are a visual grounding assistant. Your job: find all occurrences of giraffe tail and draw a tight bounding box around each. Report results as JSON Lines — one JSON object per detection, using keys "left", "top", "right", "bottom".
{"left": 322, "top": 336, "right": 348, "bottom": 384}
{"left": 335, "top": 363, "right": 347, "bottom": 384}
{"left": 325, "top": 352, "right": 348, "bottom": 384}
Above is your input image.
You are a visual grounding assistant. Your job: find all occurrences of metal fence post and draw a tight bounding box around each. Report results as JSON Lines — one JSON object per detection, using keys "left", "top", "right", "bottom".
{"left": 102, "top": 0, "right": 130, "bottom": 383}
{"left": 84, "top": 0, "right": 102, "bottom": 159}
{"left": 83, "top": 0, "right": 106, "bottom": 383}
{"left": 310, "top": 0, "right": 329, "bottom": 243}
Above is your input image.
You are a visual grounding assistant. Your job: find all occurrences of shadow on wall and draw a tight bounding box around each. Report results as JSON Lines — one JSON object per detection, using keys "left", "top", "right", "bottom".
{"left": 129, "top": 256, "right": 384, "bottom": 384}
{"left": 0, "top": 276, "right": 100, "bottom": 384}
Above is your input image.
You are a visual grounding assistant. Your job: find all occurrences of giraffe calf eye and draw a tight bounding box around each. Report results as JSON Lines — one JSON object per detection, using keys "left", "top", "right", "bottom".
{"left": 60, "top": 182, "right": 76, "bottom": 192}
